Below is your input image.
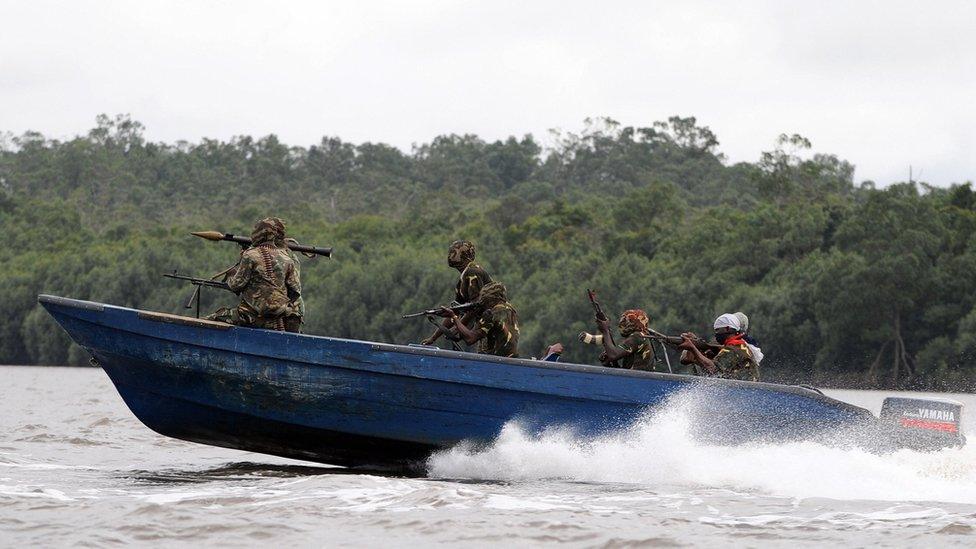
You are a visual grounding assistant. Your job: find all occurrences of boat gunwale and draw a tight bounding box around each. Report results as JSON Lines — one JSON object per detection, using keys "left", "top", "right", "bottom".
{"left": 38, "top": 293, "right": 872, "bottom": 416}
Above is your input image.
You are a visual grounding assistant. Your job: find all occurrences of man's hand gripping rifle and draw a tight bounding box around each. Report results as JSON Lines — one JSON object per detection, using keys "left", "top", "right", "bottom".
{"left": 404, "top": 301, "right": 480, "bottom": 350}
{"left": 641, "top": 328, "right": 724, "bottom": 353}
{"left": 584, "top": 289, "right": 621, "bottom": 368}
{"left": 401, "top": 301, "right": 479, "bottom": 319}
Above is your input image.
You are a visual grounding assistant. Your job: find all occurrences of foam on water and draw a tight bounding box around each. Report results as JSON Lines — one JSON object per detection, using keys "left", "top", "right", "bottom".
{"left": 428, "top": 390, "right": 976, "bottom": 504}
{"left": 5, "top": 367, "right": 976, "bottom": 545}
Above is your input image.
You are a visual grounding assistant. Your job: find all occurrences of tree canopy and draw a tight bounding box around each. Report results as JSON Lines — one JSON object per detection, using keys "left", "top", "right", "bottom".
{"left": 2, "top": 114, "right": 974, "bottom": 390}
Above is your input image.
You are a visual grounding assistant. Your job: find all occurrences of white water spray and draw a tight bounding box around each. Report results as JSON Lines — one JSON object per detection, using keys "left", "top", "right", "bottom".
{"left": 428, "top": 390, "right": 976, "bottom": 504}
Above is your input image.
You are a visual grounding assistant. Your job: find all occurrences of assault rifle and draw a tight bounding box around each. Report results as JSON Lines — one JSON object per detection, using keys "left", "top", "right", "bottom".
{"left": 642, "top": 328, "right": 725, "bottom": 353}
{"left": 164, "top": 272, "right": 231, "bottom": 290}
{"left": 586, "top": 289, "right": 619, "bottom": 368}
{"left": 163, "top": 271, "right": 231, "bottom": 319}
{"left": 191, "top": 230, "right": 333, "bottom": 258}
{"left": 402, "top": 301, "right": 479, "bottom": 319}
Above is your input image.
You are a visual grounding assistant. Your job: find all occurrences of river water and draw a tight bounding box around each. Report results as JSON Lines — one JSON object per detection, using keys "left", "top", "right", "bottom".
{"left": 2, "top": 366, "right": 975, "bottom": 547}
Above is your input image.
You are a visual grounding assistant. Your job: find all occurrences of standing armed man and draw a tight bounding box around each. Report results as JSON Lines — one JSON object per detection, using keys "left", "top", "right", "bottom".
{"left": 422, "top": 239, "right": 493, "bottom": 347}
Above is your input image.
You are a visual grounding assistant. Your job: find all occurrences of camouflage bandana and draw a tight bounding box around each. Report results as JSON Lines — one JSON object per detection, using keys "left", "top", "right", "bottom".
{"left": 268, "top": 217, "right": 287, "bottom": 246}
{"left": 448, "top": 239, "right": 476, "bottom": 268}
{"left": 477, "top": 282, "right": 508, "bottom": 307}
{"left": 251, "top": 218, "right": 284, "bottom": 246}
{"left": 618, "top": 309, "right": 649, "bottom": 337}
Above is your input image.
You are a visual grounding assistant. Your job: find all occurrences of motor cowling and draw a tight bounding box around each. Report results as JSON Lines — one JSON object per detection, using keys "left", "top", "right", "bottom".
{"left": 880, "top": 396, "right": 965, "bottom": 450}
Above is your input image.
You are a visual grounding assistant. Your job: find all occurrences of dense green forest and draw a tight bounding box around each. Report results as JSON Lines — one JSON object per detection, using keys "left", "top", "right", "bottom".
{"left": 4, "top": 114, "right": 976, "bottom": 390}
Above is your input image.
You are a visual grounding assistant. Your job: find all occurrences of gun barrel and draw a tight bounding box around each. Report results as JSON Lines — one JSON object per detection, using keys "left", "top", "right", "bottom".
{"left": 644, "top": 330, "right": 720, "bottom": 352}
{"left": 402, "top": 302, "right": 477, "bottom": 319}
{"left": 401, "top": 310, "right": 434, "bottom": 319}
{"left": 586, "top": 288, "right": 609, "bottom": 321}
{"left": 286, "top": 241, "right": 334, "bottom": 258}
{"left": 191, "top": 231, "right": 333, "bottom": 258}
{"left": 163, "top": 272, "right": 231, "bottom": 290}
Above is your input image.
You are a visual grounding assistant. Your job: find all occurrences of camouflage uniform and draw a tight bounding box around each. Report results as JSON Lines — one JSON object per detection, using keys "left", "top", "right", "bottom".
{"left": 450, "top": 240, "right": 493, "bottom": 305}
{"left": 282, "top": 247, "right": 305, "bottom": 333}
{"left": 208, "top": 219, "right": 301, "bottom": 331}
{"left": 615, "top": 309, "right": 656, "bottom": 371}
{"left": 269, "top": 217, "right": 305, "bottom": 333}
{"left": 426, "top": 240, "right": 493, "bottom": 346}
{"left": 713, "top": 344, "right": 760, "bottom": 381}
{"left": 457, "top": 263, "right": 492, "bottom": 305}
{"left": 474, "top": 282, "right": 520, "bottom": 358}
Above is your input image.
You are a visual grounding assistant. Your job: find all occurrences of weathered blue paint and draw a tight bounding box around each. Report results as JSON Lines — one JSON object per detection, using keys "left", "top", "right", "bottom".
{"left": 39, "top": 294, "right": 877, "bottom": 470}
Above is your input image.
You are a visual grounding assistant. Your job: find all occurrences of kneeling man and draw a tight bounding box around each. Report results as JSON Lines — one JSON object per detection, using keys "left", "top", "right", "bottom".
{"left": 438, "top": 282, "right": 519, "bottom": 358}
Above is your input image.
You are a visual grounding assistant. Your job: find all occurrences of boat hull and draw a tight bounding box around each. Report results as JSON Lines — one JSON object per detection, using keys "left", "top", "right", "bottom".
{"left": 39, "top": 295, "right": 877, "bottom": 469}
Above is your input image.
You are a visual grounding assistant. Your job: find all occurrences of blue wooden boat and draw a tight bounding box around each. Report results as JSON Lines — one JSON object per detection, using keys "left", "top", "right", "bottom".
{"left": 40, "top": 294, "right": 937, "bottom": 470}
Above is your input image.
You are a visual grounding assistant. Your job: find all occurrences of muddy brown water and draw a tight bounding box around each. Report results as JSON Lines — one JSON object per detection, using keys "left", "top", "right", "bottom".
{"left": 2, "top": 366, "right": 975, "bottom": 547}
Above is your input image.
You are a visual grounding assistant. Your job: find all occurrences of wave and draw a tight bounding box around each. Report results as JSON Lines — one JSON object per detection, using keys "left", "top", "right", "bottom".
{"left": 427, "top": 391, "right": 976, "bottom": 504}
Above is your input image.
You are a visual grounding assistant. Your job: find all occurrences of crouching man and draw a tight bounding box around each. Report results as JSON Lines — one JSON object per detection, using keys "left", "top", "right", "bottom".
{"left": 438, "top": 282, "right": 519, "bottom": 358}
{"left": 679, "top": 313, "right": 759, "bottom": 381}
{"left": 208, "top": 218, "right": 302, "bottom": 331}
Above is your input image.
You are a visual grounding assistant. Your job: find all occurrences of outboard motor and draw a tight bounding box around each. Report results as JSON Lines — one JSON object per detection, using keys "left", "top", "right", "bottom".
{"left": 880, "top": 397, "right": 966, "bottom": 450}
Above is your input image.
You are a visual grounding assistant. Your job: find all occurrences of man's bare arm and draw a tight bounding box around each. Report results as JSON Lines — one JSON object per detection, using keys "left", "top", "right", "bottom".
{"left": 596, "top": 318, "right": 631, "bottom": 363}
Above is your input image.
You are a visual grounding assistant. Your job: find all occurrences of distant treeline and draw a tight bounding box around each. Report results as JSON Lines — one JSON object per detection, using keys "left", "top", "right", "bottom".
{"left": 3, "top": 114, "right": 976, "bottom": 390}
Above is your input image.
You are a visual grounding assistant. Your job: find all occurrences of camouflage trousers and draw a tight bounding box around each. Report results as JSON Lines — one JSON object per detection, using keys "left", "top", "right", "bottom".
{"left": 207, "top": 305, "right": 303, "bottom": 333}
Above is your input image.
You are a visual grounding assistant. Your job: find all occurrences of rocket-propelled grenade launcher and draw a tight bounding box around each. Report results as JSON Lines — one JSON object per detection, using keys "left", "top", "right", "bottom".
{"left": 191, "top": 231, "right": 334, "bottom": 258}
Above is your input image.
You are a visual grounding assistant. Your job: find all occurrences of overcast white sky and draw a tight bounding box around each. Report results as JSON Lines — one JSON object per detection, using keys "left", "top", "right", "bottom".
{"left": 2, "top": 0, "right": 974, "bottom": 185}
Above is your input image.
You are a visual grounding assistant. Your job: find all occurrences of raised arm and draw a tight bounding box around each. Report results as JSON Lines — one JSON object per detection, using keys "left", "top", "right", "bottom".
{"left": 595, "top": 317, "right": 632, "bottom": 364}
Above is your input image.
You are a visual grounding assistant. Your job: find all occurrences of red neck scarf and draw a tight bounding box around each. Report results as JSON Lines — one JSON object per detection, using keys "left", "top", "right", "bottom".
{"left": 722, "top": 334, "right": 746, "bottom": 347}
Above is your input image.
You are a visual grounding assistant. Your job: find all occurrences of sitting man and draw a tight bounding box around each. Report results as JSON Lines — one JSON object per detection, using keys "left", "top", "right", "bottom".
{"left": 678, "top": 313, "right": 760, "bottom": 381}
{"left": 208, "top": 218, "right": 302, "bottom": 331}
{"left": 270, "top": 217, "right": 306, "bottom": 333}
{"left": 438, "top": 282, "right": 519, "bottom": 358}
{"left": 594, "top": 309, "right": 656, "bottom": 371}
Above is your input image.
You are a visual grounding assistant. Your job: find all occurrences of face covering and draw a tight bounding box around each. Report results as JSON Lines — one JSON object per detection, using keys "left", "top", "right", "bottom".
{"left": 448, "top": 251, "right": 463, "bottom": 268}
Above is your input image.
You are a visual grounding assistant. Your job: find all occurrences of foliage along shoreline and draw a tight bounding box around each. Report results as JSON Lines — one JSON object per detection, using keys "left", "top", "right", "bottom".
{"left": 3, "top": 114, "right": 976, "bottom": 391}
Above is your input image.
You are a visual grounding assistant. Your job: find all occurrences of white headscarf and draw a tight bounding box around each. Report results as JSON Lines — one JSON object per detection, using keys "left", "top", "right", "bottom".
{"left": 734, "top": 312, "right": 749, "bottom": 333}
{"left": 716, "top": 312, "right": 764, "bottom": 364}
{"left": 713, "top": 313, "right": 741, "bottom": 331}
{"left": 747, "top": 343, "right": 764, "bottom": 364}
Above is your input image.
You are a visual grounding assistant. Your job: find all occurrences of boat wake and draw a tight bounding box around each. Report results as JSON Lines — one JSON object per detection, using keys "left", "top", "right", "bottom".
{"left": 427, "top": 390, "right": 976, "bottom": 504}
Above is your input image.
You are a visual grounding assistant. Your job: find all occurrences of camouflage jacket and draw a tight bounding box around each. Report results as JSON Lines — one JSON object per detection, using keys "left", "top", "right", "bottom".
{"left": 618, "top": 333, "right": 656, "bottom": 371}
{"left": 714, "top": 344, "right": 760, "bottom": 381}
{"left": 227, "top": 243, "right": 301, "bottom": 325}
{"left": 282, "top": 247, "right": 305, "bottom": 318}
{"left": 476, "top": 302, "right": 520, "bottom": 358}
{"left": 456, "top": 263, "right": 492, "bottom": 304}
